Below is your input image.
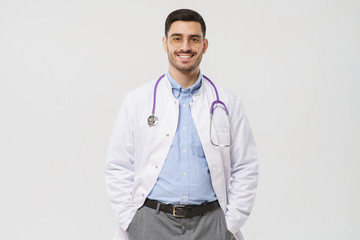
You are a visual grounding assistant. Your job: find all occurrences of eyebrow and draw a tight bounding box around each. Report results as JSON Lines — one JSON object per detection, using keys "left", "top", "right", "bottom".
{"left": 169, "top": 33, "right": 203, "bottom": 38}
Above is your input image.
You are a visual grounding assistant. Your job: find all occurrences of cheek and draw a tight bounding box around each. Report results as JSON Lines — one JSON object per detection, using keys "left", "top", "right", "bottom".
{"left": 166, "top": 46, "right": 174, "bottom": 53}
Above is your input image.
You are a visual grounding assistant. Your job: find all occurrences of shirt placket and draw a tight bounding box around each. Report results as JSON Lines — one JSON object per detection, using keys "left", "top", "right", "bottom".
{"left": 179, "top": 89, "right": 191, "bottom": 204}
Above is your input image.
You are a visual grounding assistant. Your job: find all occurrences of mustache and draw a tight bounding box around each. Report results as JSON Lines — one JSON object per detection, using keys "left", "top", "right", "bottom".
{"left": 175, "top": 50, "right": 195, "bottom": 55}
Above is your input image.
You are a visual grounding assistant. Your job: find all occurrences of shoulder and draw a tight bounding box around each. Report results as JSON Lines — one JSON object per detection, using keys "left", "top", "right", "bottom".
{"left": 201, "top": 76, "right": 246, "bottom": 118}
{"left": 202, "top": 77, "right": 241, "bottom": 103}
{"left": 127, "top": 79, "right": 157, "bottom": 99}
{"left": 123, "top": 75, "right": 167, "bottom": 106}
{"left": 120, "top": 75, "right": 169, "bottom": 116}
{"left": 217, "top": 85, "right": 240, "bottom": 102}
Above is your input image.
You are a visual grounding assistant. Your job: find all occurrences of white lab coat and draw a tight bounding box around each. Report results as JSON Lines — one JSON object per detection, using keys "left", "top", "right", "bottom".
{"left": 105, "top": 75, "right": 258, "bottom": 240}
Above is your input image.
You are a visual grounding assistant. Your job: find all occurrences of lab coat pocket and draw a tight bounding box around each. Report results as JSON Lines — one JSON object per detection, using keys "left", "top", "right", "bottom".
{"left": 212, "top": 127, "right": 231, "bottom": 147}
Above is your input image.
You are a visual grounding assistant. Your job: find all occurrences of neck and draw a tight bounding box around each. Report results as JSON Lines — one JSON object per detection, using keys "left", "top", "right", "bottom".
{"left": 168, "top": 67, "right": 200, "bottom": 88}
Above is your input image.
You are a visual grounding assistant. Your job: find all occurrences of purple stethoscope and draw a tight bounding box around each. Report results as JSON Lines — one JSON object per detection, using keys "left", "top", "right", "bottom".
{"left": 147, "top": 74, "right": 233, "bottom": 147}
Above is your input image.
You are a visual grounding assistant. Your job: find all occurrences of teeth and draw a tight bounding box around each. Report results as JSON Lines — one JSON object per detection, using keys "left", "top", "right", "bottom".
{"left": 179, "top": 55, "right": 191, "bottom": 58}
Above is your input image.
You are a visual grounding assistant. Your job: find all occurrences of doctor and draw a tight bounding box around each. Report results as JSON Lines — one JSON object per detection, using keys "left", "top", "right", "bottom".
{"left": 105, "top": 9, "right": 258, "bottom": 240}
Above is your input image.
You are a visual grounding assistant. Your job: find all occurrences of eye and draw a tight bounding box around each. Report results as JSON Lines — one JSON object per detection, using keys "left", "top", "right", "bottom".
{"left": 172, "top": 37, "right": 182, "bottom": 42}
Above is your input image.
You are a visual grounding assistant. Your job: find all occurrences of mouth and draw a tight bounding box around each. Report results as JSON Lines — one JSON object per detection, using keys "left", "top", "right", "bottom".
{"left": 176, "top": 53, "right": 195, "bottom": 61}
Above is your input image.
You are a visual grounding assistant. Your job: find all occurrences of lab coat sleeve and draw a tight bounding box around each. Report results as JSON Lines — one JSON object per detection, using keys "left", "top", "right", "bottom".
{"left": 225, "top": 98, "right": 258, "bottom": 235}
{"left": 105, "top": 93, "right": 137, "bottom": 232}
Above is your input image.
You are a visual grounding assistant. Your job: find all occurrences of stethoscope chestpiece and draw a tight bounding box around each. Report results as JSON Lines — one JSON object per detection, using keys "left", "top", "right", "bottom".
{"left": 147, "top": 115, "right": 158, "bottom": 127}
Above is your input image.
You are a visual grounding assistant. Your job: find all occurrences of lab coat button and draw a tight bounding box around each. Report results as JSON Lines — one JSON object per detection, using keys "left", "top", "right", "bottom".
{"left": 155, "top": 165, "right": 158, "bottom": 168}
{"left": 166, "top": 133, "right": 169, "bottom": 137}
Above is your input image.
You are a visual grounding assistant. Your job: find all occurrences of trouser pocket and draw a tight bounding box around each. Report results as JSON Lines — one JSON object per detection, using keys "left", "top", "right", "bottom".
{"left": 220, "top": 210, "right": 234, "bottom": 240}
{"left": 127, "top": 208, "right": 141, "bottom": 238}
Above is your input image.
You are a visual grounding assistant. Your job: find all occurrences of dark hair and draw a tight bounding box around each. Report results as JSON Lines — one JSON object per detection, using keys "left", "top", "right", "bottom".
{"left": 165, "top": 9, "right": 206, "bottom": 37}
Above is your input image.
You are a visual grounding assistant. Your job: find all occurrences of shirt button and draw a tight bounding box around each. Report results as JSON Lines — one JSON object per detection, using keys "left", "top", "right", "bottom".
{"left": 182, "top": 149, "right": 186, "bottom": 152}
{"left": 183, "top": 172, "right": 186, "bottom": 176}
{"left": 183, "top": 104, "right": 186, "bottom": 108}
{"left": 182, "top": 126, "right": 186, "bottom": 130}
{"left": 182, "top": 196, "right": 186, "bottom": 200}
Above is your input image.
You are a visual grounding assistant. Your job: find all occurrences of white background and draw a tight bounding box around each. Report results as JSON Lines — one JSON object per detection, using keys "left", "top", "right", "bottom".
{"left": 1, "top": 0, "right": 359, "bottom": 239}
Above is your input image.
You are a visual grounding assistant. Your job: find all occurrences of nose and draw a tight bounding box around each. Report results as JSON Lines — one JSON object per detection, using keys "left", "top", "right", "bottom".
{"left": 180, "top": 39, "right": 191, "bottom": 51}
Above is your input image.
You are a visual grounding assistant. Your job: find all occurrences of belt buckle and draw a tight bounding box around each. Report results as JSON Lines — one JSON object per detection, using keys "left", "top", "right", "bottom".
{"left": 173, "top": 205, "right": 186, "bottom": 217}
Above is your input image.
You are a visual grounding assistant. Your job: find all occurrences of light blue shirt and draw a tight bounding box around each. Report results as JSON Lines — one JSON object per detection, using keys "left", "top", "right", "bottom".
{"left": 148, "top": 71, "right": 217, "bottom": 205}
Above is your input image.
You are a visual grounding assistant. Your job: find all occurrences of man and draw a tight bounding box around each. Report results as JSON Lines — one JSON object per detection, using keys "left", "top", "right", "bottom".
{"left": 105, "top": 9, "right": 258, "bottom": 240}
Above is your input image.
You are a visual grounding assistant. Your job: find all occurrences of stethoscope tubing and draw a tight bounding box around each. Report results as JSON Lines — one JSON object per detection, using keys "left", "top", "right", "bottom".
{"left": 151, "top": 74, "right": 229, "bottom": 116}
{"left": 148, "top": 74, "right": 232, "bottom": 147}
{"left": 202, "top": 75, "right": 229, "bottom": 115}
{"left": 151, "top": 74, "right": 166, "bottom": 116}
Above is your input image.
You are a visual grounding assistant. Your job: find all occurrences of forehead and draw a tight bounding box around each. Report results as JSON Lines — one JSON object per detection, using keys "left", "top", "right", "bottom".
{"left": 168, "top": 21, "right": 203, "bottom": 36}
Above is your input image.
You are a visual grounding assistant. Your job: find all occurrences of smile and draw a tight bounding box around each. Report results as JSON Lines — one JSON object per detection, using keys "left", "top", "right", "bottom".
{"left": 177, "top": 54, "right": 194, "bottom": 59}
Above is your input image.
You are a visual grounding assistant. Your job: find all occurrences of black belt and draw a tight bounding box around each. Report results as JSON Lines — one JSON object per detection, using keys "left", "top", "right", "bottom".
{"left": 143, "top": 198, "right": 220, "bottom": 218}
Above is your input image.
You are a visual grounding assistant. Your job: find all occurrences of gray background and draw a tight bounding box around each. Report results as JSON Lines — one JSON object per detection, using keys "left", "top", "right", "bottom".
{"left": 1, "top": 0, "right": 359, "bottom": 239}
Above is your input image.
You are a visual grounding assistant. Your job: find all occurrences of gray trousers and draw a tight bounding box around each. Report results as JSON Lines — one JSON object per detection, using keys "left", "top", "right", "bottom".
{"left": 127, "top": 205, "right": 233, "bottom": 240}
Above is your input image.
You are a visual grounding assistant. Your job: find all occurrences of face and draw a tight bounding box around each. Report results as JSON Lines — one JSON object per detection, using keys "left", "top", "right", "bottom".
{"left": 163, "top": 21, "right": 208, "bottom": 74}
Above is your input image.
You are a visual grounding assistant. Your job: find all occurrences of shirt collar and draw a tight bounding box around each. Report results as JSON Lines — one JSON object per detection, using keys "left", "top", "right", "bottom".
{"left": 167, "top": 71, "right": 202, "bottom": 98}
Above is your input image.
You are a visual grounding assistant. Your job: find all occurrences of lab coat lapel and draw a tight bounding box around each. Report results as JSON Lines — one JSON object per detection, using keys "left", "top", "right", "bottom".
{"left": 191, "top": 83, "right": 221, "bottom": 174}
{"left": 145, "top": 77, "right": 178, "bottom": 166}
{"left": 191, "top": 81, "right": 228, "bottom": 211}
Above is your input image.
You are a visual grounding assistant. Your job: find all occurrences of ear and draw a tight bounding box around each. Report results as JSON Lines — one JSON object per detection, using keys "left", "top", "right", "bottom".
{"left": 162, "top": 36, "right": 168, "bottom": 52}
{"left": 203, "top": 38, "right": 209, "bottom": 54}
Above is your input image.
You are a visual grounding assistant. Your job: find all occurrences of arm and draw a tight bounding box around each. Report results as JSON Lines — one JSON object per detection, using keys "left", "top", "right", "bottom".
{"left": 105, "top": 93, "right": 137, "bottom": 231}
{"left": 225, "top": 98, "right": 259, "bottom": 234}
